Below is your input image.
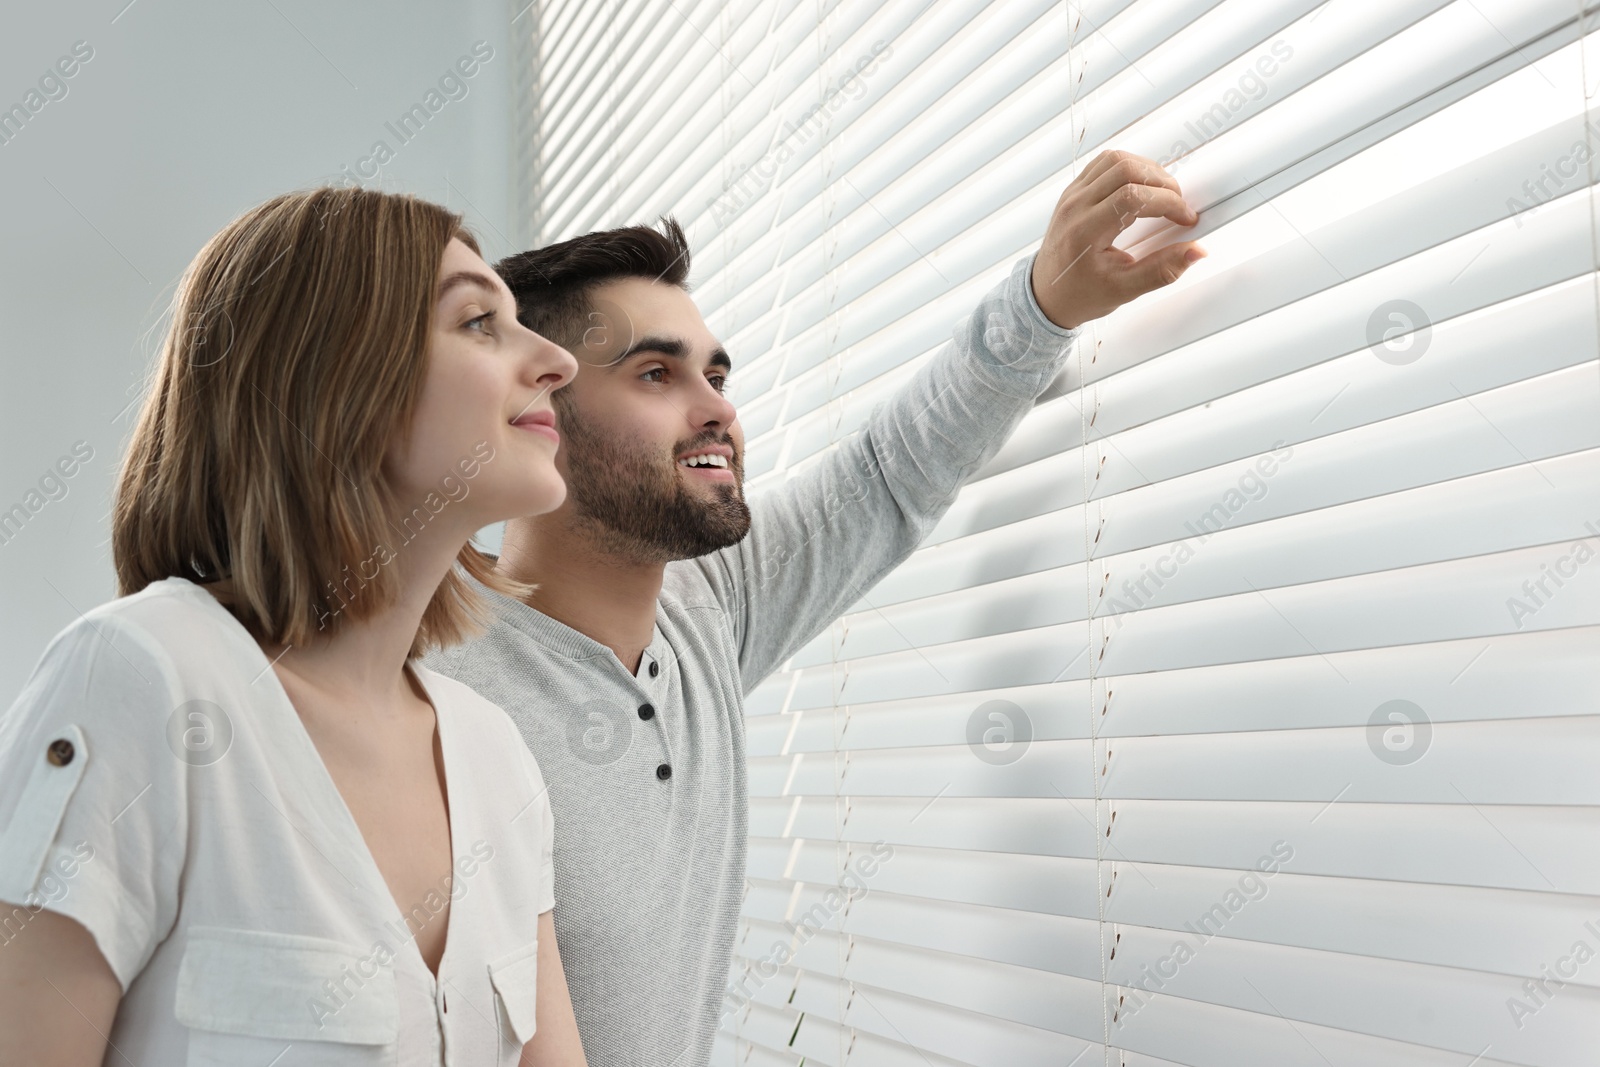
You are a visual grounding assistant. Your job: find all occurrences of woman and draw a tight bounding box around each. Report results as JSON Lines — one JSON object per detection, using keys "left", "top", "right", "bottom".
{"left": 0, "top": 187, "right": 587, "bottom": 1065}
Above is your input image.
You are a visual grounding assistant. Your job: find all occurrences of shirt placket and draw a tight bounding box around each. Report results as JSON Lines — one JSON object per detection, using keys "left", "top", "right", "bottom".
{"left": 428, "top": 969, "right": 449, "bottom": 1066}
{"left": 634, "top": 642, "right": 675, "bottom": 784}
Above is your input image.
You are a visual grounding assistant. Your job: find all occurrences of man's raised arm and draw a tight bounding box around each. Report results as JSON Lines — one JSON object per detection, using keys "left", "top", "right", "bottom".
{"left": 696, "top": 150, "right": 1206, "bottom": 693}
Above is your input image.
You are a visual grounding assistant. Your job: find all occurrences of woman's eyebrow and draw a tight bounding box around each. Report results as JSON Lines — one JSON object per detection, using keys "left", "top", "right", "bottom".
{"left": 436, "top": 270, "right": 506, "bottom": 304}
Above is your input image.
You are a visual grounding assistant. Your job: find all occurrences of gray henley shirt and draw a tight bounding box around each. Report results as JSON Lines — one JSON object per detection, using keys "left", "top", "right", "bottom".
{"left": 421, "top": 253, "right": 1079, "bottom": 1066}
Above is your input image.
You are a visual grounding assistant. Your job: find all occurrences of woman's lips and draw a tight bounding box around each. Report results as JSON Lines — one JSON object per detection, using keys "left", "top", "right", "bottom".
{"left": 513, "top": 421, "right": 559, "bottom": 444}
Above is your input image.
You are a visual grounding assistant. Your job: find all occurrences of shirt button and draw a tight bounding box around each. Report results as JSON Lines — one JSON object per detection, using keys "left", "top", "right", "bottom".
{"left": 47, "top": 739, "right": 74, "bottom": 766}
{"left": 638, "top": 703, "right": 655, "bottom": 721}
{"left": 648, "top": 660, "right": 659, "bottom": 677}
{"left": 656, "top": 763, "right": 672, "bottom": 781}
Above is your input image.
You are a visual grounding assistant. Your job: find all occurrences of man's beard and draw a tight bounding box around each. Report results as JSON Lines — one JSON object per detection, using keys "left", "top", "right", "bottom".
{"left": 555, "top": 395, "right": 752, "bottom": 564}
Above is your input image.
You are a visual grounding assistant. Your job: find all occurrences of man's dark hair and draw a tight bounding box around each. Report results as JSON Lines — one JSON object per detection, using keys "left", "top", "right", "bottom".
{"left": 495, "top": 216, "right": 691, "bottom": 353}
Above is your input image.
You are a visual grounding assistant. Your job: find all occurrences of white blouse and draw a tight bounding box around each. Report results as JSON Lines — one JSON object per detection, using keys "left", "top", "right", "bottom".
{"left": 0, "top": 576, "right": 557, "bottom": 1066}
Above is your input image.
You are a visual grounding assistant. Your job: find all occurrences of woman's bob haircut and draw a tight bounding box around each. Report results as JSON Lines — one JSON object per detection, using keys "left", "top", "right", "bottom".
{"left": 113, "top": 185, "right": 534, "bottom": 658}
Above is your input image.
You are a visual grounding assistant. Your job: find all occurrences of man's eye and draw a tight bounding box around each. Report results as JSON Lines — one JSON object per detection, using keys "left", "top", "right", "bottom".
{"left": 710, "top": 375, "right": 729, "bottom": 393}
{"left": 641, "top": 367, "right": 665, "bottom": 383}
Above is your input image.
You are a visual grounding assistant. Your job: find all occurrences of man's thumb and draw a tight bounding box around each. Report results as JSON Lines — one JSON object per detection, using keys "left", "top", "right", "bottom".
{"left": 1125, "top": 241, "right": 1206, "bottom": 298}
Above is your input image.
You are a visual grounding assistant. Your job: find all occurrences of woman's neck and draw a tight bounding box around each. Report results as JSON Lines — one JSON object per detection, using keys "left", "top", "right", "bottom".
{"left": 211, "top": 519, "right": 468, "bottom": 714}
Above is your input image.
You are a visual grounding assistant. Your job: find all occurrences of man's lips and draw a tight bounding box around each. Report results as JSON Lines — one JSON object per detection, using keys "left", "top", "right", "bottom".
{"left": 680, "top": 463, "right": 734, "bottom": 482}
{"left": 677, "top": 443, "right": 735, "bottom": 481}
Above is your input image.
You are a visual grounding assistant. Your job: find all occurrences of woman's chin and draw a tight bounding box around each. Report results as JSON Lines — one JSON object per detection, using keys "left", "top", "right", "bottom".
{"left": 505, "top": 478, "right": 567, "bottom": 520}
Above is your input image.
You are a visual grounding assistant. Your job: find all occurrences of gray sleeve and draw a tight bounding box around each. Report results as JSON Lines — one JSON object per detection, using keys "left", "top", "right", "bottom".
{"left": 699, "top": 253, "right": 1082, "bottom": 695}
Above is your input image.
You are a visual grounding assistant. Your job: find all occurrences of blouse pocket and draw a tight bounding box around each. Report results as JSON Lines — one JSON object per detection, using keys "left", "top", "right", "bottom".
{"left": 487, "top": 938, "right": 540, "bottom": 1062}
{"left": 174, "top": 926, "right": 398, "bottom": 1067}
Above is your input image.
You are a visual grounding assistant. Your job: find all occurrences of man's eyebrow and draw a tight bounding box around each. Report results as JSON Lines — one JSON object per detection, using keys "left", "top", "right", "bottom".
{"left": 436, "top": 270, "right": 507, "bottom": 304}
{"left": 614, "top": 335, "right": 733, "bottom": 372}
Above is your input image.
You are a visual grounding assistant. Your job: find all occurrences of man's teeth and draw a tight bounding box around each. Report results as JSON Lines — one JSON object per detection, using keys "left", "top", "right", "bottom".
{"left": 679, "top": 454, "right": 729, "bottom": 469}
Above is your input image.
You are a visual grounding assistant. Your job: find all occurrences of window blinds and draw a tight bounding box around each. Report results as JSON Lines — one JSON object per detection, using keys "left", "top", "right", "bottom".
{"left": 517, "top": 1, "right": 1600, "bottom": 1063}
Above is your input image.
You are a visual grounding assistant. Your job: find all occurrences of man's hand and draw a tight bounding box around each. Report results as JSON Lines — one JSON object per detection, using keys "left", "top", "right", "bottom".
{"left": 1032, "top": 150, "right": 1206, "bottom": 330}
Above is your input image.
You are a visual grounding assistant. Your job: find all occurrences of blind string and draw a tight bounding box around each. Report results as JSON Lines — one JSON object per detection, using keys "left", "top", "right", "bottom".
{"left": 1581, "top": 0, "right": 1600, "bottom": 401}
{"left": 1062, "top": 1, "right": 1115, "bottom": 1060}
{"left": 811, "top": 3, "right": 852, "bottom": 1060}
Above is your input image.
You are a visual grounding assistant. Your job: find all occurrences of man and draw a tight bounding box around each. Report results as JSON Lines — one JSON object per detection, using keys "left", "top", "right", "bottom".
{"left": 422, "top": 150, "right": 1203, "bottom": 1065}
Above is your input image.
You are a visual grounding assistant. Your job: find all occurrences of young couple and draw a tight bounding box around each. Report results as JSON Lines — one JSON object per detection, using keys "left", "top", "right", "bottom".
{"left": 0, "top": 149, "right": 1201, "bottom": 1066}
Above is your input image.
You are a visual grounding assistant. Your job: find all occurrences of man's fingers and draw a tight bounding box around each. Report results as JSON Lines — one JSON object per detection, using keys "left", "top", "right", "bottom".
{"left": 1074, "top": 148, "right": 1176, "bottom": 187}
{"left": 1073, "top": 149, "right": 1133, "bottom": 191}
{"left": 1037, "top": 148, "right": 1202, "bottom": 327}
{"left": 1084, "top": 185, "right": 1197, "bottom": 245}
{"left": 1114, "top": 240, "right": 1206, "bottom": 301}
{"left": 1062, "top": 151, "right": 1185, "bottom": 211}
{"left": 1085, "top": 156, "right": 1185, "bottom": 206}
{"left": 1050, "top": 152, "right": 1190, "bottom": 246}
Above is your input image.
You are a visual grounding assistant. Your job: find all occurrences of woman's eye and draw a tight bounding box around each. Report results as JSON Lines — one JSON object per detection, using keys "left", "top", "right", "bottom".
{"left": 465, "top": 310, "right": 497, "bottom": 333}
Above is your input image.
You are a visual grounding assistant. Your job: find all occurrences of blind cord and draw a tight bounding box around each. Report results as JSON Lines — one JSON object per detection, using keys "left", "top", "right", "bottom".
{"left": 1062, "top": 0, "right": 1115, "bottom": 1059}
{"left": 1581, "top": 0, "right": 1600, "bottom": 402}
{"left": 813, "top": 5, "right": 852, "bottom": 1062}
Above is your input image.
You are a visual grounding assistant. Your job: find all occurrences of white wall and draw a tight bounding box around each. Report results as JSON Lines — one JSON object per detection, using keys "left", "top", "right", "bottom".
{"left": 0, "top": 0, "right": 520, "bottom": 695}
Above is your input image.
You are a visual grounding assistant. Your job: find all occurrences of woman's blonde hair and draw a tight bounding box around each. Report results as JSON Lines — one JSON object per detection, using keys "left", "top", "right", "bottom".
{"left": 113, "top": 186, "right": 534, "bottom": 658}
